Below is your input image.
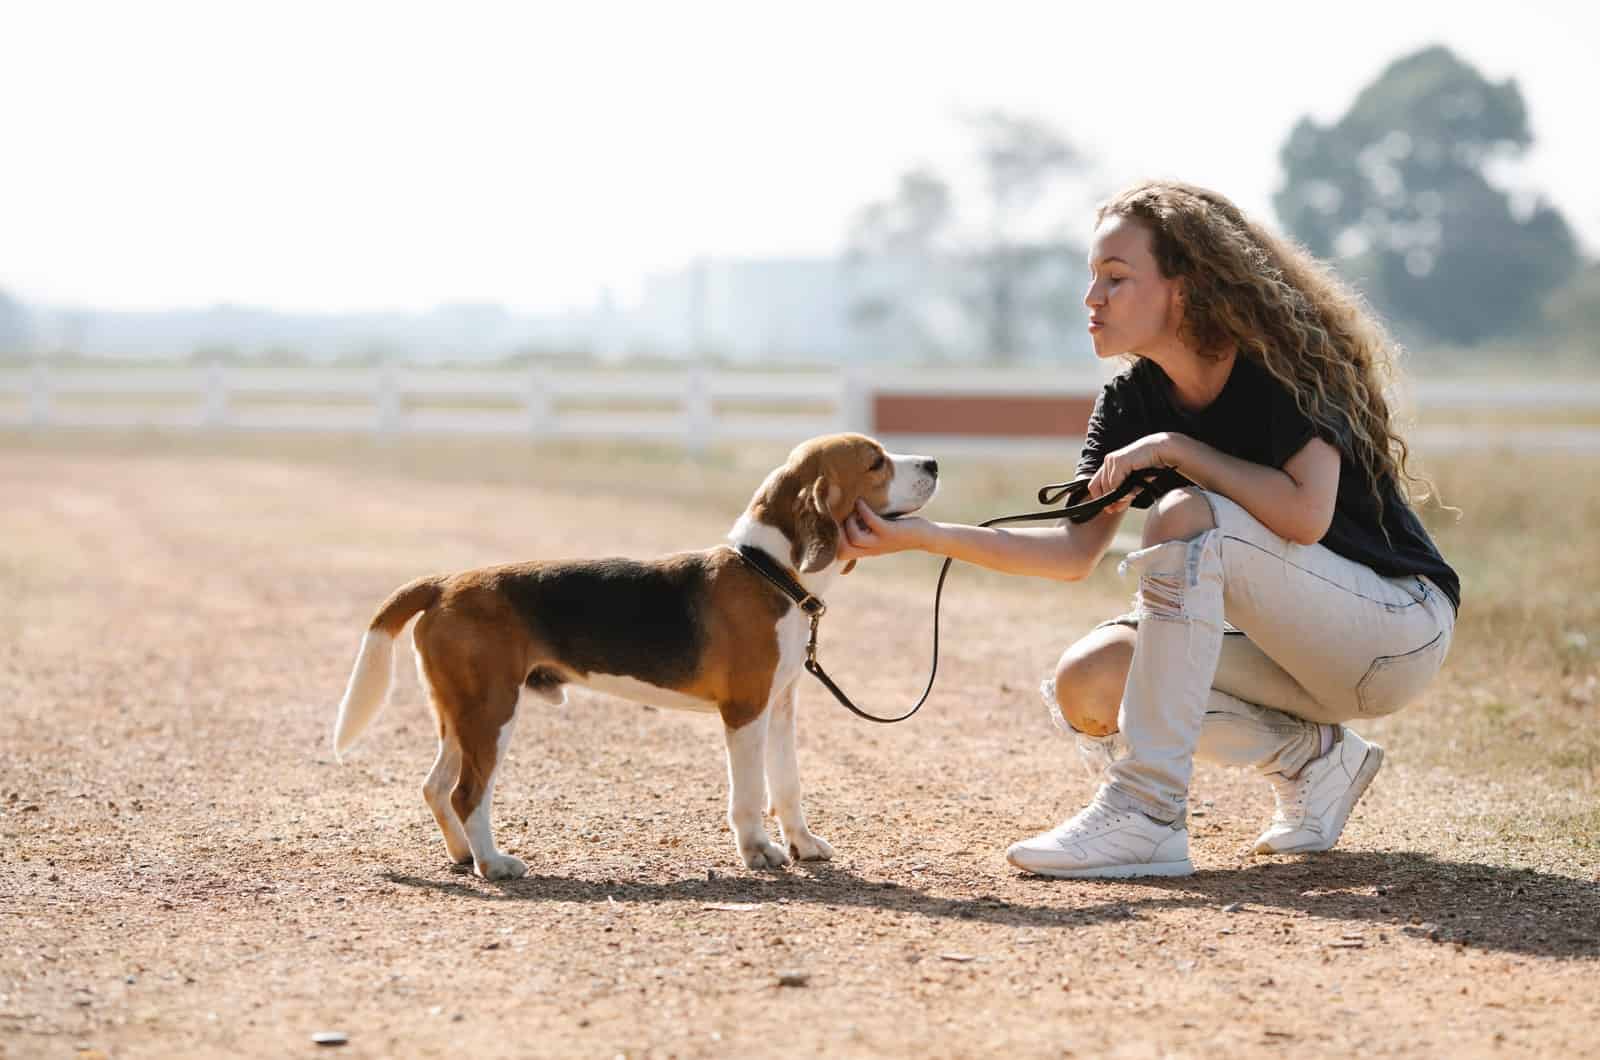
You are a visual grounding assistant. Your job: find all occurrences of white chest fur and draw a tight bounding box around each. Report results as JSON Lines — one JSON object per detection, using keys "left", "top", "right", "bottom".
{"left": 772, "top": 606, "right": 809, "bottom": 694}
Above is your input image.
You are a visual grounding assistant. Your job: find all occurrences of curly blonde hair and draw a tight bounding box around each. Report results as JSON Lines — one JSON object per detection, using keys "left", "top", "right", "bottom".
{"left": 1096, "top": 179, "right": 1436, "bottom": 513}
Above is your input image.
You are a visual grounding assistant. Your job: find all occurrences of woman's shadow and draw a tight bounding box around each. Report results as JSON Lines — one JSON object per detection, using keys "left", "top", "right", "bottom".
{"left": 384, "top": 848, "right": 1598, "bottom": 959}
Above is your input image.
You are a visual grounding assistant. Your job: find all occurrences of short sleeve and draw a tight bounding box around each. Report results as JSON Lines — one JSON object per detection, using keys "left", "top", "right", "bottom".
{"left": 1074, "top": 387, "right": 1120, "bottom": 479}
{"left": 1073, "top": 370, "right": 1184, "bottom": 509}
{"left": 1264, "top": 377, "right": 1321, "bottom": 469}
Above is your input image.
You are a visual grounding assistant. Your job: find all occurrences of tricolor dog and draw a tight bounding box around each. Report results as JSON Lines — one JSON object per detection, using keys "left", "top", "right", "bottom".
{"left": 331, "top": 433, "right": 938, "bottom": 879}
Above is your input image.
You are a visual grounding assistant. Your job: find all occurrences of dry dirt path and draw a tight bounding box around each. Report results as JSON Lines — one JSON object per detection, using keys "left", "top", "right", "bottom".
{"left": 2, "top": 445, "right": 1597, "bottom": 1059}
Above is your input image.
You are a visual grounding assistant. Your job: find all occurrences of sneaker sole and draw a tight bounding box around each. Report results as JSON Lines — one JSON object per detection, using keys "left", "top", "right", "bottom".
{"left": 1006, "top": 855, "right": 1196, "bottom": 879}
{"left": 1254, "top": 743, "right": 1385, "bottom": 855}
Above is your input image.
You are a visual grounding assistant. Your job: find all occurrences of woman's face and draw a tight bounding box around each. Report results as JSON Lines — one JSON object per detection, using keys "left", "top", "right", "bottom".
{"left": 1083, "top": 215, "right": 1185, "bottom": 360}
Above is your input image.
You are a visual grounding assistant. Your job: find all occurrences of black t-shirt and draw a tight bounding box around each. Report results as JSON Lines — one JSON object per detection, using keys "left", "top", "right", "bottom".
{"left": 1076, "top": 356, "right": 1460, "bottom": 611}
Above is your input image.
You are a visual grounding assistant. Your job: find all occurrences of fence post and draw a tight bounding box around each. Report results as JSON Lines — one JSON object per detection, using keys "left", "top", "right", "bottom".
{"left": 837, "top": 361, "right": 872, "bottom": 435}
{"left": 685, "top": 360, "right": 712, "bottom": 456}
{"left": 375, "top": 359, "right": 401, "bottom": 437}
{"left": 29, "top": 358, "right": 53, "bottom": 428}
{"left": 203, "top": 361, "right": 229, "bottom": 429}
{"left": 526, "top": 361, "right": 552, "bottom": 439}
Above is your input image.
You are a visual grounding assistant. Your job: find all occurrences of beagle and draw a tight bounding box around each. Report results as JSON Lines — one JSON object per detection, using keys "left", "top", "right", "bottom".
{"left": 331, "top": 433, "right": 939, "bottom": 880}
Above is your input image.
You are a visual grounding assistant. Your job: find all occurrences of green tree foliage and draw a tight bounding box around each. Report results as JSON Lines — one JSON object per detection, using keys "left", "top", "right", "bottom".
{"left": 1275, "top": 45, "right": 1579, "bottom": 346}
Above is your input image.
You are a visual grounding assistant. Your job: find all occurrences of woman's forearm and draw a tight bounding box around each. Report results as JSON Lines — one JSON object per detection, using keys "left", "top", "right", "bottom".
{"left": 913, "top": 520, "right": 1114, "bottom": 582}
{"left": 1167, "top": 434, "right": 1335, "bottom": 544}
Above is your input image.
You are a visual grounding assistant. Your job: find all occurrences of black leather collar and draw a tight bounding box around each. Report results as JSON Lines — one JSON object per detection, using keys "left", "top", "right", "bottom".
{"left": 735, "top": 545, "right": 826, "bottom": 617}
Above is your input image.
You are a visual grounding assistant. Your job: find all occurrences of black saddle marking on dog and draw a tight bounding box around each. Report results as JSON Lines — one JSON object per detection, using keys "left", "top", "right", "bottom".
{"left": 501, "top": 558, "right": 709, "bottom": 689}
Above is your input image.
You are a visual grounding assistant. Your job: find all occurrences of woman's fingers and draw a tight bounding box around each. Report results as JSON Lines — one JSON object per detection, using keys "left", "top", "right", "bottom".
{"left": 844, "top": 501, "right": 880, "bottom": 547}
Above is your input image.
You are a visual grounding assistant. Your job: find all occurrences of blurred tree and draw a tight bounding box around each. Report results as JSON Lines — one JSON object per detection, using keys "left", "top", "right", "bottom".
{"left": 845, "top": 113, "right": 1089, "bottom": 362}
{"left": 0, "top": 288, "right": 31, "bottom": 355}
{"left": 1541, "top": 263, "right": 1600, "bottom": 355}
{"left": 965, "top": 111, "right": 1085, "bottom": 361}
{"left": 1274, "top": 45, "right": 1579, "bottom": 346}
{"left": 844, "top": 168, "right": 958, "bottom": 358}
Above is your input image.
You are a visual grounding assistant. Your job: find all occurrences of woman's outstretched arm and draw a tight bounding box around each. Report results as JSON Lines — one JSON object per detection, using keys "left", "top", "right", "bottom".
{"left": 839, "top": 499, "right": 1129, "bottom": 583}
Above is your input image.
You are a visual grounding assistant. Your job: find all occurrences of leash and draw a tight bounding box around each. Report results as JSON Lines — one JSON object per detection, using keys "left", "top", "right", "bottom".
{"left": 736, "top": 468, "right": 1164, "bottom": 724}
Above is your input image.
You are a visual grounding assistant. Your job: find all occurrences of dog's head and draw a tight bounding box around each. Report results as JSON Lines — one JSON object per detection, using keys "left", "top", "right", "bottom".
{"left": 745, "top": 433, "right": 939, "bottom": 574}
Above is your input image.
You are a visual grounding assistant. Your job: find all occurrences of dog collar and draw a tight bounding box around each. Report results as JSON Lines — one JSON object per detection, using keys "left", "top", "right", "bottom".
{"left": 735, "top": 545, "right": 826, "bottom": 618}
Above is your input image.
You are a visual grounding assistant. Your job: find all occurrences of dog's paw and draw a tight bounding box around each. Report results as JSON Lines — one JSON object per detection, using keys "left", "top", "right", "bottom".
{"left": 788, "top": 832, "right": 834, "bottom": 862}
{"left": 738, "top": 838, "right": 790, "bottom": 870}
{"left": 476, "top": 854, "right": 529, "bottom": 881}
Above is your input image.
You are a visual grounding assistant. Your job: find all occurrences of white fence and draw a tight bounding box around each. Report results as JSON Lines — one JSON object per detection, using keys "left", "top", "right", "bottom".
{"left": 3, "top": 361, "right": 1599, "bottom": 452}
{"left": 0, "top": 363, "right": 872, "bottom": 448}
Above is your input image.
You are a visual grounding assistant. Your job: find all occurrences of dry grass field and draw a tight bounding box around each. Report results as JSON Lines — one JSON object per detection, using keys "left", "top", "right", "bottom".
{"left": 2, "top": 429, "right": 1597, "bottom": 1059}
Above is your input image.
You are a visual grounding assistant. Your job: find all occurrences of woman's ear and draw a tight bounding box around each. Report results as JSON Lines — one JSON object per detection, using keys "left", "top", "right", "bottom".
{"left": 794, "top": 475, "right": 841, "bottom": 573}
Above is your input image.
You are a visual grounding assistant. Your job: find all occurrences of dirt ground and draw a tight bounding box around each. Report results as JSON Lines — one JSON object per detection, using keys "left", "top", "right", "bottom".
{"left": 2, "top": 439, "right": 1598, "bottom": 1059}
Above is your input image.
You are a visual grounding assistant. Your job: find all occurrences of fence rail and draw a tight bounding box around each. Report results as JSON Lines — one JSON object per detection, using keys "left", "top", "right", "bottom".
{"left": 2, "top": 362, "right": 1597, "bottom": 453}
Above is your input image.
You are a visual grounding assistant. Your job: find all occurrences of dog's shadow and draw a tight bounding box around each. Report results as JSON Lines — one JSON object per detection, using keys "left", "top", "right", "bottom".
{"left": 381, "top": 850, "right": 1599, "bottom": 959}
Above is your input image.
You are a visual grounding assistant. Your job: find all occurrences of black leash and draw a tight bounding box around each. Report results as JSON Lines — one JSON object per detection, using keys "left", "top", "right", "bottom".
{"left": 736, "top": 468, "right": 1164, "bottom": 724}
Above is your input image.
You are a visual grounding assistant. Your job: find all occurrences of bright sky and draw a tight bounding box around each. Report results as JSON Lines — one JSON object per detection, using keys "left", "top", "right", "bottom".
{"left": 2, "top": 0, "right": 1596, "bottom": 315}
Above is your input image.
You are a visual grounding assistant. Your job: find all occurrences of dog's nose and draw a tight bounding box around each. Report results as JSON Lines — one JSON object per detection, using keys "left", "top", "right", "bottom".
{"left": 921, "top": 458, "right": 939, "bottom": 476}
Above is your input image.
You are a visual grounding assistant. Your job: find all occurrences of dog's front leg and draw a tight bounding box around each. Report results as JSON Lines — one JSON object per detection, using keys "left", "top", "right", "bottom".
{"left": 766, "top": 682, "right": 833, "bottom": 862}
{"left": 722, "top": 710, "right": 788, "bottom": 869}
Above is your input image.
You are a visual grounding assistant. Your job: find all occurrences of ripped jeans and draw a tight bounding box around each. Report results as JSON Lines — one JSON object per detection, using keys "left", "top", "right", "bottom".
{"left": 1101, "top": 489, "right": 1456, "bottom": 823}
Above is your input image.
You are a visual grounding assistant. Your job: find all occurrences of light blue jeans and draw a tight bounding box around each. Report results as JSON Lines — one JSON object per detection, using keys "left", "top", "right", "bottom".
{"left": 1101, "top": 489, "right": 1456, "bottom": 823}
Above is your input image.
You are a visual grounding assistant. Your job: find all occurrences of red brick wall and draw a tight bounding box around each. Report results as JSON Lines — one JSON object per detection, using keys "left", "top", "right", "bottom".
{"left": 872, "top": 394, "right": 1095, "bottom": 437}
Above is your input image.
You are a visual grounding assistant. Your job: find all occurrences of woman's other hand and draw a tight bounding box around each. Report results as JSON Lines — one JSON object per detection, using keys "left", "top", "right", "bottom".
{"left": 1087, "top": 432, "right": 1186, "bottom": 513}
{"left": 839, "top": 500, "right": 932, "bottom": 562}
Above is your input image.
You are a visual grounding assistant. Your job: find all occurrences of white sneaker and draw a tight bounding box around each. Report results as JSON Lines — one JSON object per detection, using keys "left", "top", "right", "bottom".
{"left": 1006, "top": 791, "right": 1194, "bottom": 878}
{"left": 1254, "top": 727, "right": 1384, "bottom": 854}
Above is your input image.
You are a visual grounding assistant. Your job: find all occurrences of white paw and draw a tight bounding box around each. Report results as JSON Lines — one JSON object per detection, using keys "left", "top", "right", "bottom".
{"left": 788, "top": 832, "right": 834, "bottom": 862}
{"left": 476, "top": 854, "right": 528, "bottom": 881}
{"left": 739, "top": 837, "right": 790, "bottom": 870}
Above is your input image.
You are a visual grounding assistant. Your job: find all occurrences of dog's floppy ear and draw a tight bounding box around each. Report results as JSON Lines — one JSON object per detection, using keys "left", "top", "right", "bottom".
{"left": 794, "top": 475, "right": 841, "bottom": 573}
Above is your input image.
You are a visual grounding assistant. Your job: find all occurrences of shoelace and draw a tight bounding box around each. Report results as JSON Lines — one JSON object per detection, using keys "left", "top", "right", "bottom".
{"left": 1053, "top": 798, "right": 1127, "bottom": 842}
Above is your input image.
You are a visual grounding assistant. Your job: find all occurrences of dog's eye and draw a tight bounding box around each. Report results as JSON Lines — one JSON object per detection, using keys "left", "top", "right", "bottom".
{"left": 869, "top": 455, "right": 887, "bottom": 471}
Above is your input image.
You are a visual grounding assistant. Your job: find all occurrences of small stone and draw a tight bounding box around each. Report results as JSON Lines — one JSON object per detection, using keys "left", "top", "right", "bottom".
{"left": 939, "top": 953, "right": 977, "bottom": 963}
{"left": 311, "top": 1031, "right": 348, "bottom": 1046}
{"left": 776, "top": 971, "right": 810, "bottom": 987}
{"left": 1222, "top": 902, "right": 1243, "bottom": 913}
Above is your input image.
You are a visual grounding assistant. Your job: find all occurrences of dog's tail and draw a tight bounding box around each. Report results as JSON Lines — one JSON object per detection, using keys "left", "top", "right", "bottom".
{"left": 331, "top": 577, "right": 442, "bottom": 761}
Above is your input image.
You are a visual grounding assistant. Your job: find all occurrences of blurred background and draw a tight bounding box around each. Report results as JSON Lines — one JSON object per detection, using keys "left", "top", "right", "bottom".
{"left": 2, "top": 1, "right": 1596, "bottom": 372}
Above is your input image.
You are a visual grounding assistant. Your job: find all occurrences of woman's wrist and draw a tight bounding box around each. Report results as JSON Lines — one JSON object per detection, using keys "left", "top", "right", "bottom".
{"left": 900, "top": 516, "right": 942, "bottom": 553}
{"left": 1160, "top": 432, "right": 1193, "bottom": 476}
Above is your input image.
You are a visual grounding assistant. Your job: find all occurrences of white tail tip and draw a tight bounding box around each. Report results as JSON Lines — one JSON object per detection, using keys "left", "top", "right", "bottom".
{"left": 332, "top": 630, "right": 396, "bottom": 759}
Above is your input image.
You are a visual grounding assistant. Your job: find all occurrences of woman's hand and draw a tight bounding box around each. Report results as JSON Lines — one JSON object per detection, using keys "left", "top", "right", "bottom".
{"left": 1087, "top": 432, "right": 1187, "bottom": 513}
{"left": 839, "top": 500, "right": 933, "bottom": 563}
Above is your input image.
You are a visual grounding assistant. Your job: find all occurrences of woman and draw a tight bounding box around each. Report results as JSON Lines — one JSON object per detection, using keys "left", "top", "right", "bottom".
{"left": 838, "top": 180, "right": 1459, "bottom": 879}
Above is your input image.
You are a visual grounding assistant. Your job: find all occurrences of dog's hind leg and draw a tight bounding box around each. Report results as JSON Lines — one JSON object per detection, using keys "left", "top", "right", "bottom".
{"left": 452, "top": 685, "right": 528, "bottom": 881}
{"left": 765, "top": 682, "right": 833, "bottom": 862}
{"left": 422, "top": 729, "right": 472, "bottom": 865}
{"left": 723, "top": 709, "right": 788, "bottom": 869}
